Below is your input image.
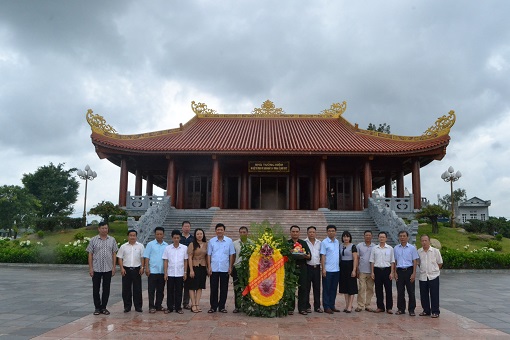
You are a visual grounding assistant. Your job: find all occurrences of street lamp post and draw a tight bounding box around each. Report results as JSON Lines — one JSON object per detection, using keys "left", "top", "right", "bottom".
{"left": 441, "top": 166, "right": 462, "bottom": 228}
{"left": 77, "top": 165, "right": 97, "bottom": 227}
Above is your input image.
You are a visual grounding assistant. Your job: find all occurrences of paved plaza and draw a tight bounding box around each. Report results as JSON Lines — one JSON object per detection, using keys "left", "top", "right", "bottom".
{"left": 0, "top": 264, "right": 509, "bottom": 339}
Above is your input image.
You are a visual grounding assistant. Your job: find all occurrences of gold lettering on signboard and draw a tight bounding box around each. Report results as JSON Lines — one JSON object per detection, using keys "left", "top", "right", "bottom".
{"left": 248, "top": 161, "right": 290, "bottom": 173}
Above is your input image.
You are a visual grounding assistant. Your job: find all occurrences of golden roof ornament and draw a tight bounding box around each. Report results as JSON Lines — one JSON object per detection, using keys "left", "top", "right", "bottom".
{"left": 320, "top": 101, "right": 347, "bottom": 118}
{"left": 86, "top": 109, "right": 117, "bottom": 134}
{"left": 191, "top": 101, "right": 217, "bottom": 117}
{"left": 252, "top": 100, "right": 285, "bottom": 115}
{"left": 422, "top": 110, "right": 456, "bottom": 137}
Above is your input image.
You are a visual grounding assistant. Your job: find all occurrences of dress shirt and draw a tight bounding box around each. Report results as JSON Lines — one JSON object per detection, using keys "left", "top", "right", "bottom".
{"left": 208, "top": 236, "right": 235, "bottom": 272}
{"left": 320, "top": 237, "right": 340, "bottom": 272}
{"left": 394, "top": 243, "right": 419, "bottom": 268}
{"left": 417, "top": 246, "right": 443, "bottom": 281}
{"left": 86, "top": 235, "right": 118, "bottom": 272}
{"left": 369, "top": 244, "right": 395, "bottom": 268}
{"left": 305, "top": 238, "right": 321, "bottom": 266}
{"left": 162, "top": 244, "right": 188, "bottom": 277}
{"left": 357, "top": 242, "right": 376, "bottom": 274}
{"left": 180, "top": 234, "right": 194, "bottom": 247}
{"left": 117, "top": 241, "right": 145, "bottom": 267}
{"left": 143, "top": 239, "right": 168, "bottom": 274}
{"left": 233, "top": 239, "right": 253, "bottom": 267}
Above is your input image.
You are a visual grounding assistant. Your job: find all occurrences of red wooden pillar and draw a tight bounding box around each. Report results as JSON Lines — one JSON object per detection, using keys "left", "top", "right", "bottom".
{"left": 363, "top": 159, "right": 372, "bottom": 209}
{"left": 353, "top": 170, "right": 361, "bottom": 211}
{"left": 412, "top": 159, "right": 422, "bottom": 209}
{"left": 146, "top": 175, "right": 153, "bottom": 196}
{"left": 166, "top": 158, "right": 176, "bottom": 207}
{"left": 313, "top": 168, "right": 320, "bottom": 210}
{"left": 135, "top": 168, "right": 142, "bottom": 196}
{"left": 211, "top": 155, "right": 220, "bottom": 208}
{"left": 385, "top": 173, "right": 392, "bottom": 198}
{"left": 241, "top": 171, "right": 248, "bottom": 209}
{"left": 119, "top": 158, "right": 128, "bottom": 207}
{"left": 319, "top": 156, "right": 328, "bottom": 209}
{"left": 177, "top": 171, "right": 184, "bottom": 209}
{"left": 396, "top": 171, "right": 404, "bottom": 198}
{"left": 289, "top": 166, "right": 297, "bottom": 210}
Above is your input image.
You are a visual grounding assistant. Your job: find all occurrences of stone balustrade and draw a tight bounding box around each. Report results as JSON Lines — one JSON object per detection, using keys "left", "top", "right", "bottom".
{"left": 368, "top": 197, "right": 419, "bottom": 244}
{"left": 127, "top": 196, "right": 171, "bottom": 245}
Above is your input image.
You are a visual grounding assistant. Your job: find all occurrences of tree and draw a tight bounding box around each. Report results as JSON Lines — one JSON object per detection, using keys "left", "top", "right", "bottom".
{"left": 416, "top": 204, "right": 450, "bottom": 234}
{"left": 438, "top": 188, "right": 467, "bottom": 210}
{"left": 22, "top": 163, "right": 79, "bottom": 218}
{"left": 88, "top": 200, "right": 126, "bottom": 224}
{"left": 0, "top": 185, "right": 40, "bottom": 238}
{"left": 367, "top": 123, "right": 391, "bottom": 134}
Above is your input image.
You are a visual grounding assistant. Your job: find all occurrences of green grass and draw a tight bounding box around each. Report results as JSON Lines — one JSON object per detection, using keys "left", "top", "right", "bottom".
{"left": 416, "top": 224, "right": 510, "bottom": 253}
{"left": 25, "top": 221, "right": 128, "bottom": 246}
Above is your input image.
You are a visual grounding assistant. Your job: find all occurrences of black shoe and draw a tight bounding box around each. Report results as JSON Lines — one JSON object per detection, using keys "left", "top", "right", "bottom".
{"left": 183, "top": 304, "right": 191, "bottom": 310}
{"left": 306, "top": 308, "right": 312, "bottom": 313}
{"left": 93, "top": 309, "right": 101, "bottom": 315}
{"left": 124, "top": 308, "right": 131, "bottom": 313}
{"left": 315, "top": 308, "right": 324, "bottom": 313}
{"left": 135, "top": 308, "right": 143, "bottom": 313}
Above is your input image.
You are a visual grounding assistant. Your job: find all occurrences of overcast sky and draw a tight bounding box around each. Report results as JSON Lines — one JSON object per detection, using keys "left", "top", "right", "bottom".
{"left": 1, "top": 1, "right": 509, "bottom": 221}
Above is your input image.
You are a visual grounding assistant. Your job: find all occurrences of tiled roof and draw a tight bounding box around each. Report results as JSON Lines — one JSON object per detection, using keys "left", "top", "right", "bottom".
{"left": 91, "top": 116, "right": 450, "bottom": 155}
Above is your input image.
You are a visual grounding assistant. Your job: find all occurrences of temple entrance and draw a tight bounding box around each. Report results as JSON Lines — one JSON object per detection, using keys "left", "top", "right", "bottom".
{"left": 185, "top": 175, "right": 211, "bottom": 209}
{"left": 250, "top": 176, "right": 288, "bottom": 209}
{"left": 298, "top": 177, "right": 312, "bottom": 210}
{"left": 225, "top": 176, "right": 240, "bottom": 209}
{"left": 328, "top": 176, "right": 353, "bottom": 210}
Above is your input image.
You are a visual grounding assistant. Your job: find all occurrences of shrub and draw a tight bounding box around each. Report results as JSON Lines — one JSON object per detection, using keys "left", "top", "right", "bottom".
{"left": 37, "top": 230, "right": 44, "bottom": 239}
{"left": 0, "top": 239, "right": 43, "bottom": 263}
{"left": 486, "top": 240, "right": 503, "bottom": 251}
{"left": 54, "top": 238, "right": 90, "bottom": 264}
{"left": 495, "top": 234, "right": 503, "bottom": 241}
{"left": 442, "top": 249, "right": 510, "bottom": 269}
{"left": 74, "top": 232, "right": 85, "bottom": 240}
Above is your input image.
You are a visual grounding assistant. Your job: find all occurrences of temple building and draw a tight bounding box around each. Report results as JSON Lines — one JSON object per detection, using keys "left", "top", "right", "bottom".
{"left": 87, "top": 100, "right": 455, "bottom": 211}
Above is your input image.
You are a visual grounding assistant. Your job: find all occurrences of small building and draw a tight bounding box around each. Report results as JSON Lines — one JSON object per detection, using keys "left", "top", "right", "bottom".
{"left": 457, "top": 197, "right": 491, "bottom": 223}
{"left": 86, "top": 100, "right": 456, "bottom": 211}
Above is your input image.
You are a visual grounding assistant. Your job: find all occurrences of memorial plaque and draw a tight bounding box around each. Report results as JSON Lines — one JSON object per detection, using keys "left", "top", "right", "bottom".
{"left": 248, "top": 161, "right": 290, "bottom": 173}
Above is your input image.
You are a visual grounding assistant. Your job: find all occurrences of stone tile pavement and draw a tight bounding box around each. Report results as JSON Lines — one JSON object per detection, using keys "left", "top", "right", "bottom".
{"left": 0, "top": 264, "right": 509, "bottom": 339}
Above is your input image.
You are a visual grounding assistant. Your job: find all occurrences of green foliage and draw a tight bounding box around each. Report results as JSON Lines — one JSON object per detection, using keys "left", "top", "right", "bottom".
{"left": 237, "top": 221, "right": 299, "bottom": 317}
{"left": 0, "top": 239, "right": 43, "bottom": 263}
{"left": 438, "top": 188, "right": 467, "bottom": 210}
{"left": 36, "top": 216, "right": 83, "bottom": 231}
{"left": 55, "top": 238, "right": 90, "bottom": 264}
{"left": 367, "top": 123, "right": 391, "bottom": 134}
{"left": 495, "top": 234, "right": 503, "bottom": 241}
{"left": 0, "top": 185, "right": 40, "bottom": 237}
{"left": 486, "top": 240, "right": 503, "bottom": 251}
{"left": 74, "top": 232, "right": 85, "bottom": 240}
{"left": 37, "top": 230, "right": 44, "bottom": 239}
{"left": 467, "top": 234, "right": 480, "bottom": 241}
{"left": 88, "top": 201, "right": 126, "bottom": 224}
{"left": 416, "top": 204, "right": 450, "bottom": 234}
{"left": 442, "top": 249, "right": 510, "bottom": 269}
{"left": 22, "top": 162, "right": 79, "bottom": 218}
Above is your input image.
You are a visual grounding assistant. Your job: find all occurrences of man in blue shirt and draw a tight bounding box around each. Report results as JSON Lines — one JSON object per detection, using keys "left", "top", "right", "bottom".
{"left": 207, "top": 223, "right": 235, "bottom": 313}
{"left": 320, "top": 225, "right": 340, "bottom": 314}
{"left": 143, "top": 227, "right": 168, "bottom": 313}
{"left": 394, "top": 230, "right": 419, "bottom": 316}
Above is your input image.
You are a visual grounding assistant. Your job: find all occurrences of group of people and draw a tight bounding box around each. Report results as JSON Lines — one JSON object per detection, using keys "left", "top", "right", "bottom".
{"left": 86, "top": 221, "right": 443, "bottom": 319}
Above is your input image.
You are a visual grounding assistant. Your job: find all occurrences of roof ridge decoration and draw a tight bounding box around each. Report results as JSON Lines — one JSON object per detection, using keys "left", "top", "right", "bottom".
{"left": 355, "top": 110, "right": 456, "bottom": 141}
{"left": 252, "top": 100, "right": 285, "bottom": 115}
{"left": 86, "top": 109, "right": 117, "bottom": 134}
{"left": 191, "top": 101, "right": 218, "bottom": 117}
{"left": 320, "top": 101, "right": 347, "bottom": 117}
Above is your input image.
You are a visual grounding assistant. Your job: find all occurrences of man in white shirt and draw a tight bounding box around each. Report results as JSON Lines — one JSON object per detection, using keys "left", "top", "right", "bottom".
{"left": 305, "top": 226, "right": 322, "bottom": 313}
{"left": 232, "top": 226, "right": 251, "bottom": 313}
{"left": 117, "top": 229, "right": 145, "bottom": 313}
{"left": 417, "top": 234, "right": 443, "bottom": 318}
{"left": 356, "top": 230, "right": 376, "bottom": 312}
{"left": 162, "top": 230, "right": 188, "bottom": 314}
{"left": 370, "top": 231, "right": 395, "bottom": 314}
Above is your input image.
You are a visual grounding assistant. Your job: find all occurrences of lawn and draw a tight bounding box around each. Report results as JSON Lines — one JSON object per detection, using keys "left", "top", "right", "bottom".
{"left": 26, "top": 221, "right": 129, "bottom": 246}
{"left": 416, "top": 223, "right": 510, "bottom": 253}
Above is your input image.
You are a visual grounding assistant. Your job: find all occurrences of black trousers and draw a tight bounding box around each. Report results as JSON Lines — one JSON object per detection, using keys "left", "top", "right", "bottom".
{"left": 306, "top": 265, "right": 321, "bottom": 310}
{"left": 374, "top": 267, "right": 393, "bottom": 311}
{"left": 122, "top": 267, "right": 143, "bottom": 310}
{"left": 182, "top": 268, "right": 190, "bottom": 307}
{"left": 166, "top": 276, "right": 184, "bottom": 311}
{"left": 92, "top": 271, "right": 112, "bottom": 310}
{"left": 396, "top": 267, "right": 416, "bottom": 313}
{"left": 232, "top": 267, "right": 241, "bottom": 309}
{"left": 419, "top": 277, "right": 440, "bottom": 315}
{"left": 290, "top": 264, "right": 308, "bottom": 312}
{"left": 147, "top": 273, "right": 165, "bottom": 309}
{"left": 210, "top": 272, "right": 229, "bottom": 311}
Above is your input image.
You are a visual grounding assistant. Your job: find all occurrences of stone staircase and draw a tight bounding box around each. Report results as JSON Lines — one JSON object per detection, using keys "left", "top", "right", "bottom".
{"left": 147, "top": 209, "right": 379, "bottom": 245}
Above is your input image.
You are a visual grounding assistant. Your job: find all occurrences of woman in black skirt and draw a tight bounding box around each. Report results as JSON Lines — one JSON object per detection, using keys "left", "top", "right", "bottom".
{"left": 339, "top": 230, "right": 358, "bottom": 313}
{"left": 187, "top": 228, "right": 208, "bottom": 313}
